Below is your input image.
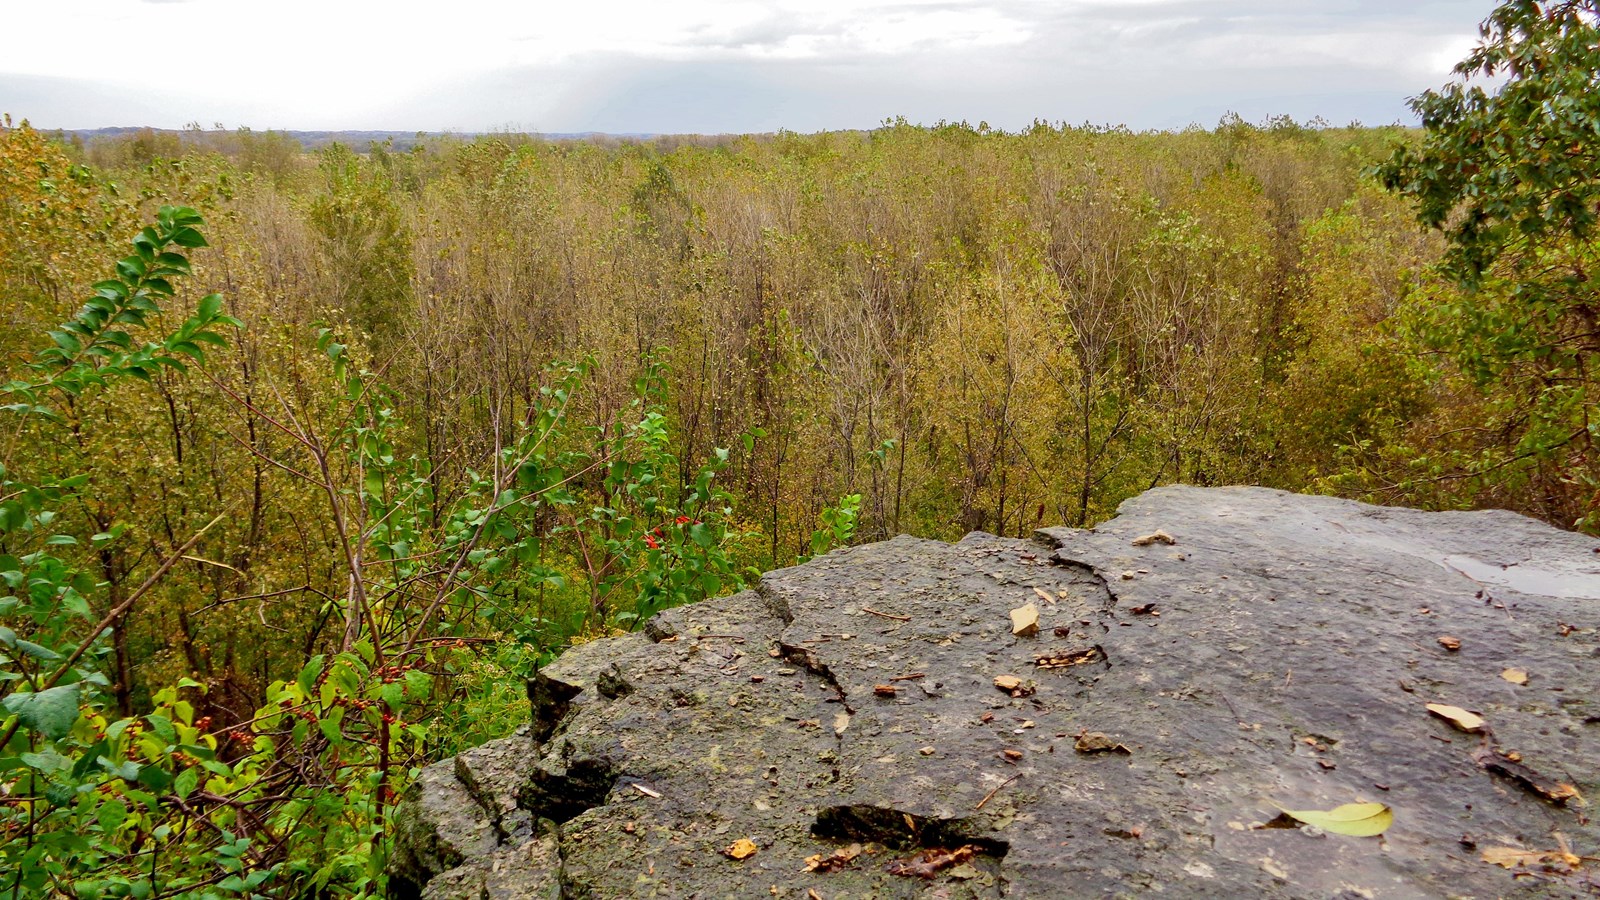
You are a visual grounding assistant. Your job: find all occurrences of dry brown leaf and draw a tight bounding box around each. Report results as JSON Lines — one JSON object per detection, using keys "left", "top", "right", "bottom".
{"left": 724, "top": 838, "right": 758, "bottom": 860}
{"left": 1010, "top": 603, "right": 1040, "bottom": 637}
{"left": 993, "top": 674, "right": 1035, "bottom": 697}
{"left": 873, "top": 684, "right": 897, "bottom": 697}
{"left": 1426, "top": 703, "right": 1485, "bottom": 733}
{"left": 1074, "top": 731, "right": 1132, "bottom": 754}
{"left": 804, "top": 843, "right": 863, "bottom": 873}
{"left": 1131, "top": 530, "right": 1176, "bottom": 546}
{"left": 886, "top": 845, "right": 979, "bottom": 879}
{"left": 1437, "top": 635, "right": 1462, "bottom": 651}
{"left": 1501, "top": 668, "right": 1529, "bottom": 685}
{"left": 1035, "top": 646, "right": 1105, "bottom": 670}
{"left": 1003, "top": 749, "right": 1023, "bottom": 760}
{"left": 1481, "top": 846, "right": 1581, "bottom": 870}
{"left": 1471, "top": 745, "right": 1587, "bottom": 806}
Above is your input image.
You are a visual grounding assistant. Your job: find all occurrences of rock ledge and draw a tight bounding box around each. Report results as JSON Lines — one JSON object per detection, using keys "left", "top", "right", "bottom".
{"left": 390, "top": 486, "right": 1600, "bottom": 898}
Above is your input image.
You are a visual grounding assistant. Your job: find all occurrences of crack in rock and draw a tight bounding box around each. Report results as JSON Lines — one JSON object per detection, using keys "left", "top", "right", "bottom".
{"left": 813, "top": 804, "right": 1011, "bottom": 857}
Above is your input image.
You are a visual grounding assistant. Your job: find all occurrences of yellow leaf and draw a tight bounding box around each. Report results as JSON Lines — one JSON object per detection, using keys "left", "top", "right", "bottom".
{"left": 1426, "top": 703, "right": 1485, "bottom": 732}
{"left": 1500, "top": 668, "right": 1529, "bottom": 685}
{"left": 1010, "top": 603, "right": 1039, "bottom": 637}
{"left": 724, "top": 838, "right": 758, "bottom": 860}
{"left": 1274, "top": 802, "right": 1392, "bottom": 837}
{"left": 1481, "top": 846, "right": 1580, "bottom": 869}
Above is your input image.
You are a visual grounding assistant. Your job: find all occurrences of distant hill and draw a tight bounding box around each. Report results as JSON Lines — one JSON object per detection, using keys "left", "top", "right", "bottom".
{"left": 59, "top": 127, "right": 659, "bottom": 150}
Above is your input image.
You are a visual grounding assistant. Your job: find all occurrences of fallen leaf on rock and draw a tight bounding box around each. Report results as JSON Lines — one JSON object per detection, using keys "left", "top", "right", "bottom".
{"left": 993, "top": 675, "right": 1035, "bottom": 697}
{"left": 873, "top": 684, "right": 897, "bottom": 697}
{"left": 631, "top": 782, "right": 663, "bottom": 798}
{"left": 1471, "top": 746, "right": 1586, "bottom": 806}
{"left": 1437, "top": 635, "right": 1462, "bottom": 651}
{"left": 807, "top": 889, "right": 824, "bottom": 900}
{"left": 1035, "top": 646, "right": 1105, "bottom": 670}
{"left": 1003, "top": 749, "right": 1023, "bottom": 760}
{"left": 1426, "top": 703, "right": 1486, "bottom": 733}
{"left": 724, "top": 839, "right": 759, "bottom": 860}
{"left": 804, "top": 843, "right": 863, "bottom": 873}
{"left": 1501, "top": 668, "right": 1529, "bottom": 685}
{"left": 1481, "top": 846, "right": 1582, "bottom": 871}
{"left": 833, "top": 712, "right": 851, "bottom": 736}
{"left": 1131, "top": 530, "right": 1176, "bottom": 546}
{"left": 1074, "top": 731, "right": 1132, "bottom": 754}
{"left": 1010, "top": 603, "right": 1040, "bottom": 637}
{"left": 1272, "top": 802, "right": 1392, "bottom": 837}
{"left": 1033, "top": 587, "right": 1056, "bottom": 605}
{"left": 887, "top": 845, "right": 978, "bottom": 879}
{"left": 1129, "top": 603, "right": 1159, "bottom": 616}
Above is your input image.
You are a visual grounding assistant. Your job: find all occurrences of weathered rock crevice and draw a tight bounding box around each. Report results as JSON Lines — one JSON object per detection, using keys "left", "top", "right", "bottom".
{"left": 391, "top": 486, "right": 1600, "bottom": 898}
{"left": 812, "top": 804, "right": 1011, "bottom": 857}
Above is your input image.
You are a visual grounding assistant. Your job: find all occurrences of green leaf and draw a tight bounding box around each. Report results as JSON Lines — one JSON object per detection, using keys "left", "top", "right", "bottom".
{"left": 13, "top": 638, "right": 62, "bottom": 661}
{"left": 170, "top": 226, "right": 207, "bottom": 248}
{"left": 1273, "top": 802, "right": 1392, "bottom": 837}
{"left": 20, "top": 749, "right": 73, "bottom": 772}
{"left": 145, "top": 714, "right": 177, "bottom": 746}
{"left": 174, "top": 765, "right": 199, "bottom": 799}
{"left": 97, "top": 798, "right": 128, "bottom": 833}
{"left": 297, "top": 655, "right": 325, "bottom": 696}
{"left": 2, "top": 684, "right": 81, "bottom": 740}
{"left": 136, "top": 763, "right": 172, "bottom": 792}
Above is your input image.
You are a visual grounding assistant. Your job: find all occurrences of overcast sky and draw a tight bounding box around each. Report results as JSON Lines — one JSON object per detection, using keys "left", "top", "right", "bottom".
{"left": 3, "top": 0, "right": 1494, "bottom": 134}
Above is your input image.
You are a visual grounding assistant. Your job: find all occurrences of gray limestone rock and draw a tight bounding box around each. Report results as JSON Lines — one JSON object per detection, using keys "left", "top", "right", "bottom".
{"left": 390, "top": 486, "right": 1600, "bottom": 898}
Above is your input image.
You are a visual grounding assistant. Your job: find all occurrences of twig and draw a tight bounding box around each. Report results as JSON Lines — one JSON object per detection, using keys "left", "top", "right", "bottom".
{"left": 975, "top": 773, "right": 1022, "bottom": 811}
{"left": 862, "top": 607, "right": 912, "bottom": 622}
{"left": 889, "top": 672, "right": 926, "bottom": 681}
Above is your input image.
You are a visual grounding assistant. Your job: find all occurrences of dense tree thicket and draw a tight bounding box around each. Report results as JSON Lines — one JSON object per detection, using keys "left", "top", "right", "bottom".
{"left": 1, "top": 4, "right": 1596, "bottom": 888}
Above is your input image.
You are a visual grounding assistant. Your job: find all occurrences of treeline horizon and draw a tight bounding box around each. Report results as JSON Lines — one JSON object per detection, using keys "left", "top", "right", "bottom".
{"left": 42, "top": 111, "right": 1413, "bottom": 155}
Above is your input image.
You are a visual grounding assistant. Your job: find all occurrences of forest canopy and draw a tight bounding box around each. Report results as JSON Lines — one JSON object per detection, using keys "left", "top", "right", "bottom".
{"left": 1, "top": 3, "right": 1597, "bottom": 893}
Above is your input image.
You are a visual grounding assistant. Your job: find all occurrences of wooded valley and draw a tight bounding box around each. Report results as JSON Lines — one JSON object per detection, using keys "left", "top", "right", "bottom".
{"left": 2, "top": 4, "right": 1597, "bottom": 890}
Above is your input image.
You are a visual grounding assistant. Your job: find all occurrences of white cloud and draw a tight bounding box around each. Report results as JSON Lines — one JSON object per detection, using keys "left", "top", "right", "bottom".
{"left": 0, "top": 0, "right": 1498, "bottom": 131}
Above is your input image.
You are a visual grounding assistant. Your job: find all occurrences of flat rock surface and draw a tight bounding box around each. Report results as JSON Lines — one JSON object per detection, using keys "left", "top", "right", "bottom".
{"left": 390, "top": 486, "right": 1600, "bottom": 898}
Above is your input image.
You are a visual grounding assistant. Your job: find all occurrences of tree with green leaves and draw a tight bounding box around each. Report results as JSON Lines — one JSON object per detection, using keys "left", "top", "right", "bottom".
{"left": 1375, "top": 0, "right": 1600, "bottom": 530}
